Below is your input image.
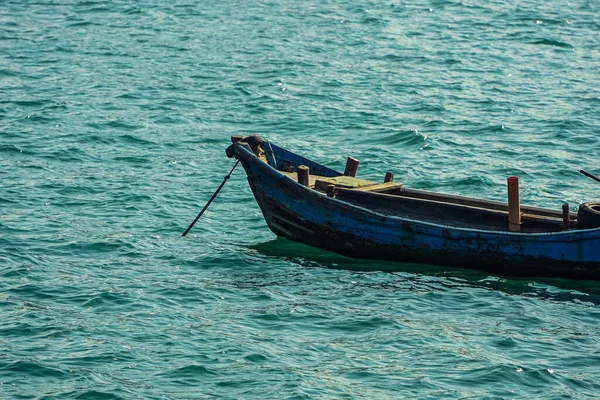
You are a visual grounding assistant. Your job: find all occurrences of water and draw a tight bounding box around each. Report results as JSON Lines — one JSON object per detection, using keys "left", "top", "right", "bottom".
{"left": 1, "top": 0, "right": 599, "bottom": 398}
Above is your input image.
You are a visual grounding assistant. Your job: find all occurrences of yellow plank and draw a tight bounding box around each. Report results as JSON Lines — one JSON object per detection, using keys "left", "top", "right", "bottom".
{"left": 280, "top": 170, "right": 401, "bottom": 193}
{"left": 314, "top": 176, "right": 377, "bottom": 191}
{"left": 349, "top": 181, "right": 403, "bottom": 192}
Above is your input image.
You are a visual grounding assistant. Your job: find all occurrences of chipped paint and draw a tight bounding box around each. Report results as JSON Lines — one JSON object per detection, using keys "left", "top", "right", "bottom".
{"left": 234, "top": 142, "right": 600, "bottom": 279}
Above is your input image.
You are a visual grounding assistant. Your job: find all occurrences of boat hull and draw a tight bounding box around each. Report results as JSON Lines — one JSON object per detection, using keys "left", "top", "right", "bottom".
{"left": 236, "top": 144, "right": 600, "bottom": 279}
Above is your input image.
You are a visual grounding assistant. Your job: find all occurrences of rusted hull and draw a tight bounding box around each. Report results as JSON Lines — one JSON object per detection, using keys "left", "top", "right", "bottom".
{"left": 235, "top": 144, "right": 600, "bottom": 279}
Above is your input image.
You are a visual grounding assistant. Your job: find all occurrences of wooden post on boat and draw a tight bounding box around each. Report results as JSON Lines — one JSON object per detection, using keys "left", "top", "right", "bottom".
{"left": 384, "top": 172, "right": 394, "bottom": 183}
{"left": 507, "top": 176, "right": 521, "bottom": 232}
{"left": 327, "top": 184, "right": 336, "bottom": 198}
{"left": 344, "top": 157, "right": 359, "bottom": 177}
{"left": 297, "top": 165, "right": 310, "bottom": 186}
{"left": 562, "top": 203, "right": 570, "bottom": 228}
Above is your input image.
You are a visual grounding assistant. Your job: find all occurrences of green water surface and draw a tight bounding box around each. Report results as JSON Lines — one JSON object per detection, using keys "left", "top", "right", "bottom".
{"left": 1, "top": 0, "right": 599, "bottom": 398}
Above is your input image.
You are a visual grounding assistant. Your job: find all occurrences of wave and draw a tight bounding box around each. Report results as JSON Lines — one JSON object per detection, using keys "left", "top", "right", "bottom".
{"left": 531, "top": 39, "right": 574, "bottom": 49}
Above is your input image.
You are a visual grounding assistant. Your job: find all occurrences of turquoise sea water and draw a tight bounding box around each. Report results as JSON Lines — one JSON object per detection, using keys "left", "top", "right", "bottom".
{"left": 2, "top": 0, "right": 600, "bottom": 398}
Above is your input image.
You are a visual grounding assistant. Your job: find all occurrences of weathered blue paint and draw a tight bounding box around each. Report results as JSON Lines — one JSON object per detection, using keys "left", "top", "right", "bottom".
{"left": 234, "top": 141, "right": 600, "bottom": 279}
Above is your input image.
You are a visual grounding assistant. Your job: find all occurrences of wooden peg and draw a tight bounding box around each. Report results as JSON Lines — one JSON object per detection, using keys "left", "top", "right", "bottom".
{"left": 297, "top": 165, "right": 309, "bottom": 186}
{"left": 562, "top": 203, "right": 570, "bottom": 228}
{"left": 327, "top": 184, "right": 336, "bottom": 198}
{"left": 344, "top": 157, "right": 359, "bottom": 177}
{"left": 384, "top": 172, "right": 394, "bottom": 183}
{"left": 507, "top": 176, "right": 521, "bottom": 232}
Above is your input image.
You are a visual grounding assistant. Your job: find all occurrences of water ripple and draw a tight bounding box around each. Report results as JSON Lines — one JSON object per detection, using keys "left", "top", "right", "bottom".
{"left": 1, "top": 0, "right": 599, "bottom": 398}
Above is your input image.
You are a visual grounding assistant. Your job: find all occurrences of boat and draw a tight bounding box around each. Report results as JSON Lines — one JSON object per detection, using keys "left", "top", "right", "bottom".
{"left": 225, "top": 135, "right": 600, "bottom": 279}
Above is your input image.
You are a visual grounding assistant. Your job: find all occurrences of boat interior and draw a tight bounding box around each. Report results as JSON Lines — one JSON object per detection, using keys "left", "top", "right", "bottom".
{"left": 234, "top": 137, "right": 579, "bottom": 233}
{"left": 283, "top": 169, "right": 575, "bottom": 233}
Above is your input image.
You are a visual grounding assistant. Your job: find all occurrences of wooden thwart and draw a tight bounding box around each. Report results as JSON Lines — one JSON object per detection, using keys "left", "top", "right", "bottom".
{"left": 280, "top": 171, "right": 402, "bottom": 193}
{"left": 343, "top": 181, "right": 403, "bottom": 193}
{"left": 314, "top": 175, "right": 379, "bottom": 191}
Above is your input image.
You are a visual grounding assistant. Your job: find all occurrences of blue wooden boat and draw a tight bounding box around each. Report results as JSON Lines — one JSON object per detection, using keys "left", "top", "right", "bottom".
{"left": 226, "top": 136, "right": 600, "bottom": 279}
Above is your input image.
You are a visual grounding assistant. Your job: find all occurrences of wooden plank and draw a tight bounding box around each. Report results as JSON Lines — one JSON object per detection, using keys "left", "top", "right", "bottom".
{"left": 280, "top": 170, "right": 402, "bottom": 194}
{"left": 349, "top": 181, "right": 402, "bottom": 193}
{"left": 521, "top": 212, "right": 564, "bottom": 225}
{"left": 314, "top": 176, "right": 378, "bottom": 191}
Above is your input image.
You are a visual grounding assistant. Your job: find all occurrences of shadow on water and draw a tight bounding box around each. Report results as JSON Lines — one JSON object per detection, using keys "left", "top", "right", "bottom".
{"left": 249, "top": 237, "right": 600, "bottom": 303}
